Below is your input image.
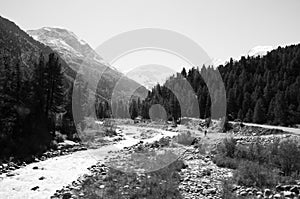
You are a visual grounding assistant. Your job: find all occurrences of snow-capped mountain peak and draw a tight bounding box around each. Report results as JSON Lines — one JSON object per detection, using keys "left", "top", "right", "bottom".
{"left": 27, "top": 27, "right": 109, "bottom": 71}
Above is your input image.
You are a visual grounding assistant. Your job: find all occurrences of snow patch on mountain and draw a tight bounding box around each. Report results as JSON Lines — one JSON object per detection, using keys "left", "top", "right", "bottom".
{"left": 27, "top": 27, "right": 109, "bottom": 71}
{"left": 125, "top": 65, "right": 176, "bottom": 90}
{"left": 247, "top": 46, "right": 274, "bottom": 57}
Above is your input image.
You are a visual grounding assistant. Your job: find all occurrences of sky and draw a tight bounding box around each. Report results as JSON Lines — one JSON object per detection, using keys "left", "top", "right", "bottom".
{"left": 1, "top": 0, "right": 300, "bottom": 66}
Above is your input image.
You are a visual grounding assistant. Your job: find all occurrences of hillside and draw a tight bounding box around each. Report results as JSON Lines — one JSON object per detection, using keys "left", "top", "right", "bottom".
{"left": 27, "top": 27, "right": 146, "bottom": 95}
{"left": 0, "top": 15, "right": 148, "bottom": 159}
{"left": 0, "top": 16, "right": 76, "bottom": 81}
{"left": 131, "top": 44, "right": 300, "bottom": 126}
{"left": 27, "top": 27, "right": 148, "bottom": 119}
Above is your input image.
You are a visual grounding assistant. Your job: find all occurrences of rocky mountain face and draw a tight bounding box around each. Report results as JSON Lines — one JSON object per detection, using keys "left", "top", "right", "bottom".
{"left": 0, "top": 16, "right": 75, "bottom": 81}
{"left": 27, "top": 27, "right": 147, "bottom": 100}
{"left": 27, "top": 27, "right": 109, "bottom": 72}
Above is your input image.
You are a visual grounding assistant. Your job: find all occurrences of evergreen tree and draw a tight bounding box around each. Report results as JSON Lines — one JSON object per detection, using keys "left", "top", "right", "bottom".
{"left": 73, "top": 73, "right": 89, "bottom": 128}
{"left": 129, "top": 99, "right": 138, "bottom": 119}
{"left": 181, "top": 67, "right": 187, "bottom": 78}
{"left": 245, "top": 109, "right": 253, "bottom": 122}
{"left": 253, "top": 98, "right": 266, "bottom": 124}
{"left": 274, "top": 92, "right": 288, "bottom": 125}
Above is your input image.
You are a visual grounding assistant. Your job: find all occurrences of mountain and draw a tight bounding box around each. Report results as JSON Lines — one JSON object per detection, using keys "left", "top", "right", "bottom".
{"left": 247, "top": 46, "right": 274, "bottom": 57}
{"left": 27, "top": 27, "right": 147, "bottom": 100}
{"left": 27, "top": 27, "right": 109, "bottom": 72}
{"left": 0, "top": 16, "right": 75, "bottom": 81}
{"left": 125, "top": 64, "right": 176, "bottom": 90}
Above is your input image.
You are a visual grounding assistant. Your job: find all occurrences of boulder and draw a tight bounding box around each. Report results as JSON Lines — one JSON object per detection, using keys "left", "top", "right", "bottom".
{"left": 273, "top": 193, "right": 281, "bottom": 198}
{"left": 276, "top": 185, "right": 284, "bottom": 192}
{"left": 264, "top": 188, "right": 272, "bottom": 197}
{"left": 239, "top": 190, "right": 247, "bottom": 196}
{"left": 57, "top": 140, "right": 80, "bottom": 149}
{"left": 283, "top": 191, "right": 293, "bottom": 198}
{"left": 290, "top": 186, "right": 299, "bottom": 195}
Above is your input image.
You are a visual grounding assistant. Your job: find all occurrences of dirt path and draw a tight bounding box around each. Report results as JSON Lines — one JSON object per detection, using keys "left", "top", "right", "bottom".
{"left": 241, "top": 122, "right": 300, "bottom": 134}
{"left": 0, "top": 125, "right": 178, "bottom": 199}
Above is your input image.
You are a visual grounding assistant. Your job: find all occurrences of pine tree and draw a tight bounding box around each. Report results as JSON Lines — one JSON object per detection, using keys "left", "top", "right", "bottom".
{"left": 129, "top": 99, "right": 138, "bottom": 119}
{"left": 227, "top": 88, "right": 236, "bottom": 119}
{"left": 245, "top": 109, "right": 253, "bottom": 122}
{"left": 181, "top": 67, "right": 187, "bottom": 78}
{"left": 73, "top": 73, "right": 89, "bottom": 128}
{"left": 170, "top": 94, "right": 180, "bottom": 120}
{"left": 253, "top": 98, "right": 266, "bottom": 124}
{"left": 274, "top": 92, "right": 288, "bottom": 125}
{"left": 51, "top": 57, "right": 65, "bottom": 114}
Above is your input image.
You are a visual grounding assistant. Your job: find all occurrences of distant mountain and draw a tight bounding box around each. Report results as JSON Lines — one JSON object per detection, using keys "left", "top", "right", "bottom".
{"left": 247, "top": 46, "right": 274, "bottom": 57}
{"left": 125, "top": 65, "right": 176, "bottom": 90}
{"left": 27, "top": 27, "right": 147, "bottom": 100}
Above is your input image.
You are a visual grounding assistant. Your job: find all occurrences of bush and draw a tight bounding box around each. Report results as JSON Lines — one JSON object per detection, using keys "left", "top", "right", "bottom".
{"left": 221, "top": 180, "right": 240, "bottom": 199}
{"left": 73, "top": 160, "right": 185, "bottom": 199}
{"left": 213, "top": 154, "right": 239, "bottom": 169}
{"left": 158, "top": 136, "right": 170, "bottom": 147}
{"left": 246, "top": 139, "right": 267, "bottom": 164}
{"left": 215, "top": 137, "right": 300, "bottom": 189}
{"left": 234, "top": 161, "right": 279, "bottom": 187}
{"left": 174, "top": 131, "right": 195, "bottom": 146}
{"left": 103, "top": 119, "right": 117, "bottom": 137}
{"left": 194, "top": 140, "right": 209, "bottom": 155}
{"left": 54, "top": 131, "right": 67, "bottom": 143}
{"left": 277, "top": 139, "right": 300, "bottom": 176}
{"left": 217, "top": 137, "right": 237, "bottom": 158}
{"left": 221, "top": 179, "right": 257, "bottom": 199}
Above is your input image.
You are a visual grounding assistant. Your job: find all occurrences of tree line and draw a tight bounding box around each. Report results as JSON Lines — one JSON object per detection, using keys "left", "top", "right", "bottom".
{"left": 128, "top": 44, "right": 300, "bottom": 126}
{"left": 0, "top": 53, "right": 72, "bottom": 159}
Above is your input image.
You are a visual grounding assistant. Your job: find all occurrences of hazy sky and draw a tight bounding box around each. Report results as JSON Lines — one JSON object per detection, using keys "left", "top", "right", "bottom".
{"left": 1, "top": 0, "right": 300, "bottom": 64}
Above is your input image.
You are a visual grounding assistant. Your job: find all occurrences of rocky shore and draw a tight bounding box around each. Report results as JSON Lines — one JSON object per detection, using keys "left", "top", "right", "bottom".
{"left": 0, "top": 140, "right": 87, "bottom": 177}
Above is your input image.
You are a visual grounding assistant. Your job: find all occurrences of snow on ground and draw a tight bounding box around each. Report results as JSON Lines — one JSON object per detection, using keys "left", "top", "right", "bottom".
{"left": 0, "top": 125, "right": 179, "bottom": 199}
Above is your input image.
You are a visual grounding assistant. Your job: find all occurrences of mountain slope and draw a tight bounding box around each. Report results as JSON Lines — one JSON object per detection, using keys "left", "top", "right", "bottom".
{"left": 27, "top": 27, "right": 147, "bottom": 101}
{"left": 125, "top": 64, "right": 176, "bottom": 90}
{"left": 0, "top": 16, "right": 75, "bottom": 81}
{"left": 27, "top": 27, "right": 109, "bottom": 72}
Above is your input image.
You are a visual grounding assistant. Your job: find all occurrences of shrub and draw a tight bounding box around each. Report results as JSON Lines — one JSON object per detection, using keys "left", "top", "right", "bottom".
{"left": 277, "top": 138, "right": 300, "bottom": 176}
{"left": 73, "top": 160, "right": 185, "bottom": 199}
{"left": 215, "top": 137, "right": 300, "bottom": 189}
{"left": 195, "top": 140, "right": 209, "bottom": 155}
{"left": 221, "top": 180, "right": 239, "bottom": 199}
{"left": 246, "top": 140, "right": 267, "bottom": 163}
{"left": 221, "top": 179, "right": 257, "bottom": 199}
{"left": 158, "top": 136, "right": 170, "bottom": 147}
{"left": 233, "top": 144, "right": 249, "bottom": 159}
{"left": 103, "top": 119, "right": 117, "bottom": 137}
{"left": 234, "top": 161, "right": 278, "bottom": 187}
{"left": 213, "top": 154, "right": 239, "bottom": 169}
{"left": 174, "top": 131, "right": 195, "bottom": 146}
{"left": 217, "top": 137, "right": 237, "bottom": 158}
{"left": 54, "top": 131, "right": 67, "bottom": 143}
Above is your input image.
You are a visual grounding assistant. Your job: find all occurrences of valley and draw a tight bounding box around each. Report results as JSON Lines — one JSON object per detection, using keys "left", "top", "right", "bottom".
{"left": 0, "top": 4, "right": 300, "bottom": 199}
{"left": 0, "top": 119, "right": 299, "bottom": 198}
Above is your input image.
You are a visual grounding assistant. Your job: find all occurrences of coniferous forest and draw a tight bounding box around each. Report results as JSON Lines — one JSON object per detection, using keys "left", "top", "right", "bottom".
{"left": 129, "top": 44, "right": 300, "bottom": 126}
{"left": 0, "top": 53, "right": 74, "bottom": 158}
{"left": 1, "top": 27, "right": 300, "bottom": 160}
